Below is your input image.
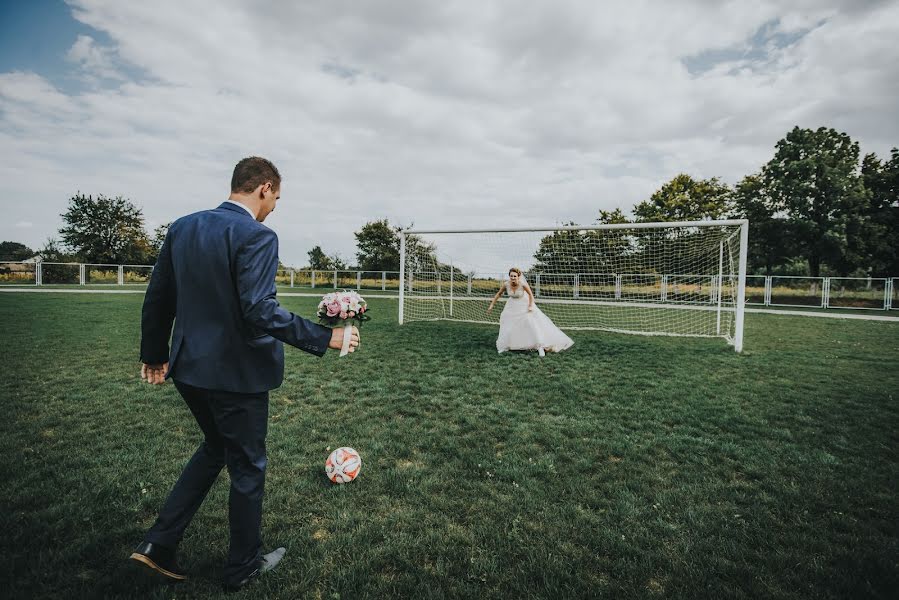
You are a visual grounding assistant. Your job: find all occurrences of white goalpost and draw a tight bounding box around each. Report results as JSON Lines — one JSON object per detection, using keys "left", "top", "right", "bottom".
{"left": 399, "top": 220, "right": 749, "bottom": 352}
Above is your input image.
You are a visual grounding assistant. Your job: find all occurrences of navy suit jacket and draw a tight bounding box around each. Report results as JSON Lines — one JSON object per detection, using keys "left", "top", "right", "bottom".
{"left": 140, "top": 202, "right": 332, "bottom": 393}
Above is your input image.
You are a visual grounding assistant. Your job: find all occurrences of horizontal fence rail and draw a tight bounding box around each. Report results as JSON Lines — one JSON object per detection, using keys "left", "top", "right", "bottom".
{"left": 2, "top": 261, "right": 897, "bottom": 312}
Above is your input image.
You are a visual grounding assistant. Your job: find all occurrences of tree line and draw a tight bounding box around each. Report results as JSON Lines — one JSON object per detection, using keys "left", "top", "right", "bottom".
{"left": 304, "top": 127, "right": 898, "bottom": 278}
{"left": 588, "top": 127, "right": 897, "bottom": 278}
{"left": 0, "top": 193, "right": 168, "bottom": 265}
{"left": 2, "top": 126, "right": 895, "bottom": 278}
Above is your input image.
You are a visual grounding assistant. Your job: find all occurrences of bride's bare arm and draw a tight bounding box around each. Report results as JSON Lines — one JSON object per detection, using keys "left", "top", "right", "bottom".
{"left": 524, "top": 282, "right": 535, "bottom": 310}
{"left": 487, "top": 281, "right": 505, "bottom": 313}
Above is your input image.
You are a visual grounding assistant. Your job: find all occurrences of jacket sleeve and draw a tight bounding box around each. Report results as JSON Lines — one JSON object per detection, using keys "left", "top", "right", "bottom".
{"left": 140, "top": 229, "right": 177, "bottom": 364}
{"left": 236, "top": 228, "right": 332, "bottom": 356}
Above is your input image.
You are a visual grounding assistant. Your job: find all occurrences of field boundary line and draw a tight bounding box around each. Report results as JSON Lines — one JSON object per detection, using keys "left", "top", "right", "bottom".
{"left": 742, "top": 308, "right": 899, "bottom": 322}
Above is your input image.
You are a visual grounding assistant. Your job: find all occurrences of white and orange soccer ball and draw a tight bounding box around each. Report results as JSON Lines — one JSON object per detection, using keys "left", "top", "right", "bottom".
{"left": 325, "top": 447, "right": 362, "bottom": 484}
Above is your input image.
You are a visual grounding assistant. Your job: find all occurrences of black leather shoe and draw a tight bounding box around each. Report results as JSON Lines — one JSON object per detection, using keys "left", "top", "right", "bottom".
{"left": 129, "top": 541, "right": 187, "bottom": 581}
{"left": 224, "top": 547, "right": 286, "bottom": 592}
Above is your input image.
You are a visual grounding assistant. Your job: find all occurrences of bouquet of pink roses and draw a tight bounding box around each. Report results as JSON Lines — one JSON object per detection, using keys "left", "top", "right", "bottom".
{"left": 317, "top": 290, "right": 370, "bottom": 357}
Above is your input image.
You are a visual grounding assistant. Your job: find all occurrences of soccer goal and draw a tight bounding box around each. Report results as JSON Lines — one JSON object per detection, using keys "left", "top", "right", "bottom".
{"left": 399, "top": 220, "right": 749, "bottom": 352}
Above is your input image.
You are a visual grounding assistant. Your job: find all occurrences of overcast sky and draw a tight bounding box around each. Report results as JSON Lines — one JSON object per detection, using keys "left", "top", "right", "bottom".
{"left": 1, "top": 0, "right": 897, "bottom": 266}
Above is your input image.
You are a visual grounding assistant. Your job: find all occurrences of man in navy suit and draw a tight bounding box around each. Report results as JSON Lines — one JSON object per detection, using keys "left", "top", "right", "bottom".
{"left": 130, "top": 157, "right": 359, "bottom": 590}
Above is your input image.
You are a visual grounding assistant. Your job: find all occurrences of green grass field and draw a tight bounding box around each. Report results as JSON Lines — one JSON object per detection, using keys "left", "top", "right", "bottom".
{"left": 1, "top": 292, "right": 897, "bottom": 599}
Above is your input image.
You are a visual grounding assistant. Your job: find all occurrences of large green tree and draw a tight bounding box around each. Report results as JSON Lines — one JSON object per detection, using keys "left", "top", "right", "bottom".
{"left": 307, "top": 245, "right": 332, "bottom": 270}
{"left": 633, "top": 174, "right": 732, "bottom": 222}
{"left": 532, "top": 218, "right": 632, "bottom": 273}
{"left": 533, "top": 225, "right": 592, "bottom": 274}
{"left": 762, "top": 127, "right": 867, "bottom": 277}
{"left": 618, "top": 175, "right": 733, "bottom": 274}
{"left": 354, "top": 219, "right": 401, "bottom": 272}
{"left": 731, "top": 174, "right": 795, "bottom": 275}
{"left": 329, "top": 253, "right": 348, "bottom": 270}
{"left": 403, "top": 234, "right": 438, "bottom": 274}
{"left": 0, "top": 241, "right": 35, "bottom": 261}
{"left": 306, "top": 245, "right": 348, "bottom": 270}
{"left": 58, "top": 193, "right": 153, "bottom": 264}
{"left": 350, "top": 219, "right": 437, "bottom": 275}
{"left": 860, "top": 148, "right": 899, "bottom": 276}
{"left": 149, "top": 223, "right": 170, "bottom": 262}
{"left": 596, "top": 208, "right": 630, "bottom": 224}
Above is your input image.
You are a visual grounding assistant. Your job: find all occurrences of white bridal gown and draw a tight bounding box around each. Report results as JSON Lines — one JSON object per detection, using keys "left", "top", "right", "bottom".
{"left": 496, "top": 279, "right": 574, "bottom": 354}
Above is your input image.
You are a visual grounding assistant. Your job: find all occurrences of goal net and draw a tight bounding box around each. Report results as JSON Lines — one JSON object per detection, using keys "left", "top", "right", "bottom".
{"left": 399, "top": 220, "right": 748, "bottom": 351}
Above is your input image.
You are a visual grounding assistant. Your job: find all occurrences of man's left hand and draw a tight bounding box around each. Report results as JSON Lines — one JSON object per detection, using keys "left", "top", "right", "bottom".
{"left": 141, "top": 362, "right": 169, "bottom": 385}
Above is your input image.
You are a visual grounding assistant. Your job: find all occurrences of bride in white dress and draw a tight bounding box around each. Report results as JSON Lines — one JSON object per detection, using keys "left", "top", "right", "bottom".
{"left": 487, "top": 267, "right": 573, "bottom": 356}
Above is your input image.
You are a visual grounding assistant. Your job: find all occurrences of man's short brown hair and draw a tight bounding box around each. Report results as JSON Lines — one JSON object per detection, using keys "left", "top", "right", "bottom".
{"left": 231, "top": 157, "right": 281, "bottom": 193}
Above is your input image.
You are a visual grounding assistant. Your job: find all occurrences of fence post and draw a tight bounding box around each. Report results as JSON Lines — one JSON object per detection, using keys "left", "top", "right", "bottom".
{"left": 823, "top": 277, "right": 830, "bottom": 308}
{"left": 535, "top": 274, "right": 540, "bottom": 297}
{"left": 888, "top": 277, "right": 899, "bottom": 310}
{"left": 333, "top": 269, "right": 338, "bottom": 289}
{"left": 311, "top": 270, "right": 316, "bottom": 288}
{"left": 36, "top": 262, "right": 42, "bottom": 286}
{"left": 118, "top": 265, "right": 124, "bottom": 285}
{"left": 573, "top": 274, "right": 579, "bottom": 299}
{"left": 357, "top": 271, "right": 362, "bottom": 290}
{"left": 449, "top": 264, "right": 454, "bottom": 317}
{"left": 382, "top": 271, "right": 386, "bottom": 291}
{"left": 80, "top": 264, "right": 85, "bottom": 286}
{"left": 467, "top": 274, "right": 472, "bottom": 295}
{"left": 661, "top": 275, "right": 668, "bottom": 302}
{"left": 765, "top": 276, "right": 772, "bottom": 306}
{"left": 615, "top": 274, "right": 622, "bottom": 299}
{"left": 887, "top": 278, "right": 895, "bottom": 310}
{"left": 290, "top": 269, "right": 295, "bottom": 288}
{"left": 883, "top": 279, "right": 890, "bottom": 310}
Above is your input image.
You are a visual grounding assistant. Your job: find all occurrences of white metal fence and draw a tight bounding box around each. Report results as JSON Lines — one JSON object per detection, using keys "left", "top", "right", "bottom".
{"left": 0, "top": 262, "right": 155, "bottom": 286}
{"left": 273, "top": 269, "right": 403, "bottom": 291}
{"left": 742, "top": 275, "right": 895, "bottom": 310}
{"left": 2, "top": 261, "right": 897, "bottom": 311}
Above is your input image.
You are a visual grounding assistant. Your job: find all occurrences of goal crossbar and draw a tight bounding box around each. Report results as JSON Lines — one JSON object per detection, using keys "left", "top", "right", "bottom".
{"left": 405, "top": 219, "right": 748, "bottom": 235}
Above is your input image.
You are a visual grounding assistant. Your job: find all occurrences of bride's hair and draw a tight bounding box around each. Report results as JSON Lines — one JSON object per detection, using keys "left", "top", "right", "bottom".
{"left": 508, "top": 267, "right": 522, "bottom": 276}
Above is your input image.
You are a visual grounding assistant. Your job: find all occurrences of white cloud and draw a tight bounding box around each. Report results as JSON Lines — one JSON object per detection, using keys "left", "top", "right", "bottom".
{"left": 0, "top": 0, "right": 897, "bottom": 264}
{"left": 66, "top": 34, "right": 125, "bottom": 81}
{"left": 15, "top": 222, "right": 34, "bottom": 229}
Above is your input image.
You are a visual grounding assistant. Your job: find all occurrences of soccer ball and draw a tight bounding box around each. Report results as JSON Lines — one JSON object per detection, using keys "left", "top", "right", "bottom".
{"left": 325, "top": 447, "right": 362, "bottom": 484}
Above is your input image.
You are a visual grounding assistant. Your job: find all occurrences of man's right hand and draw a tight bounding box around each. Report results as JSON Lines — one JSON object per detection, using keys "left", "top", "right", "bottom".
{"left": 141, "top": 362, "right": 169, "bottom": 385}
{"left": 329, "top": 326, "right": 360, "bottom": 353}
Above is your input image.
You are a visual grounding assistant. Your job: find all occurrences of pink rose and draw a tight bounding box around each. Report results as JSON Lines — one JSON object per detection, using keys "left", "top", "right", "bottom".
{"left": 340, "top": 311, "right": 348, "bottom": 319}
{"left": 348, "top": 311, "right": 356, "bottom": 318}
{"left": 326, "top": 300, "right": 341, "bottom": 317}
